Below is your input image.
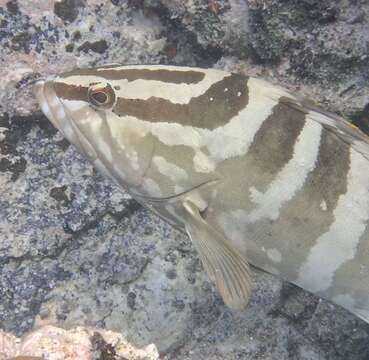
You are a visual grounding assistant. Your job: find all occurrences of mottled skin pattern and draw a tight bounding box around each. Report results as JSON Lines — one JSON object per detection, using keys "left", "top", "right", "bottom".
{"left": 34, "top": 65, "right": 369, "bottom": 321}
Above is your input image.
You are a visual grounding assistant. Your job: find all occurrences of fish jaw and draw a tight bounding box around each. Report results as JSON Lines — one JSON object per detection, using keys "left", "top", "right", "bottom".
{"left": 34, "top": 79, "right": 63, "bottom": 132}
{"left": 34, "top": 79, "right": 77, "bottom": 142}
{"left": 33, "top": 79, "right": 98, "bottom": 161}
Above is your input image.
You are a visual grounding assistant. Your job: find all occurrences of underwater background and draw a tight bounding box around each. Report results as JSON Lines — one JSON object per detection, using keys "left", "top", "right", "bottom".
{"left": 0, "top": 0, "right": 369, "bottom": 359}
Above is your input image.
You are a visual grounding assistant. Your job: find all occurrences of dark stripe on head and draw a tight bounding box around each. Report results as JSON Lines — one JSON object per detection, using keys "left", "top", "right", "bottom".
{"left": 60, "top": 68, "right": 205, "bottom": 84}
{"left": 248, "top": 101, "right": 306, "bottom": 174}
{"left": 54, "top": 82, "right": 88, "bottom": 101}
{"left": 112, "top": 74, "right": 249, "bottom": 130}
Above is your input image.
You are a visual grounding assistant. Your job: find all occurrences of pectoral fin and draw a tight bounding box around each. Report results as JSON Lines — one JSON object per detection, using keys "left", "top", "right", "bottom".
{"left": 182, "top": 200, "right": 253, "bottom": 310}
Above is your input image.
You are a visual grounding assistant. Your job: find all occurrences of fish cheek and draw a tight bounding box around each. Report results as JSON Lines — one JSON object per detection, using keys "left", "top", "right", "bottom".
{"left": 55, "top": 98, "right": 100, "bottom": 160}
{"left": 103, "top": 115, "right": 157, "bottom": 190}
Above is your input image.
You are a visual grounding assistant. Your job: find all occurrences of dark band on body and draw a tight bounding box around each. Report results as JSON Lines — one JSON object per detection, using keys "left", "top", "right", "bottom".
{"left": 305, "top": 127, "right": 351, "bottom": 210}
{"left": 248, "top": 101, "right": 306, "bottom": 174}
{"left": 112, "top": 74, "right": 249, "bottom": 130}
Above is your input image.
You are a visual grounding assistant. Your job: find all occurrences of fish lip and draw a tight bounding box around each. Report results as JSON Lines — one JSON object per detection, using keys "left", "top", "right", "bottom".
{"left": 34, "top": 79, "right": 75, "bottom": 141}
{"left": 33, "top": 79, "right": 61, "bottom": 132}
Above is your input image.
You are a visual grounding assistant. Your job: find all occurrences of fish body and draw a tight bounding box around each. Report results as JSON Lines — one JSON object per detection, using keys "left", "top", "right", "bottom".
{"left": 34, "top": 65, "right": 369, "bottom": 321}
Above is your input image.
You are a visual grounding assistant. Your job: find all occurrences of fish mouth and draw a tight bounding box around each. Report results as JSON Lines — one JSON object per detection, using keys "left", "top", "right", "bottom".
{"left": 33, "top": 79, "right": 98, "bottom": 160}
{"left": 34, "top": 78, "right": 64, "bottom": 132}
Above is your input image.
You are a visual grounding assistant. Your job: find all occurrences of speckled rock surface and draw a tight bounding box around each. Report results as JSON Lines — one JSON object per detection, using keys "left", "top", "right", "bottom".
{"left": 0, "top": 325, "right": 160, "bottom": 359}
{"left": 1, "top": 0, "right": 369, "bottom": 359}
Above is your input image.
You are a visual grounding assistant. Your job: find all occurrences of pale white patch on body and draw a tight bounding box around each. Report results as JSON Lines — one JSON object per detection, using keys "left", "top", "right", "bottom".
{"left": 55, "top": 104, "right": 68, "bottom": 121}
{"left": 150, "top": 122, "right": 201, "bottom": 148}
{"left": 297, "top": 148, "right": 369, "bottom": 293}
{"left": 153, "top": 156, "right": 188, "bottom": 182}
{"left": 93, "top": 138, "right": 113, "bottom": 163}
{"left": 47, "top": 92, "right": 62, "bottom": 108}
{"left": 48, "top": 98, "right": 99, "bottom": 161}
{"left": 61, "top": 100, "right": 85, "bottom": 112}
{"left": 127, "top": 150, "right": 139, "bottom": 171}
{"left": 40, "top": 102, "right": 55, "bottom": 125}
{"left": 320, "top": 200, "right": 328, "bottom": 211}
{"left": 141, "top": 178, "right": 162, "bottom": 197}
{"left": 247, "top": 120, "right": 322, "bottom": 222}
{"left": 77, "top": 112, "right": 113, "bottom": 163}
{"left": 106, "top": 115, "right": 150, "bottom": 143}
{"left": 193, "top": 150, "right": 216, "bottom": 173}
{"left": 267, "top": 248, "right": 282, "bottom": 263}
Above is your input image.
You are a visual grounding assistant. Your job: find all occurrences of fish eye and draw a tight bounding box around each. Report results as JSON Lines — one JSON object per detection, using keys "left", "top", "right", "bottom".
{"left": 87, "top": 82, "right": 116, "bottom": 109}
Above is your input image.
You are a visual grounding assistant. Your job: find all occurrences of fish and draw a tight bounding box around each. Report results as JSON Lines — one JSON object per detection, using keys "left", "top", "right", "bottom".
{"left": 33, "top": 64, "right": 369, "bottom": 321}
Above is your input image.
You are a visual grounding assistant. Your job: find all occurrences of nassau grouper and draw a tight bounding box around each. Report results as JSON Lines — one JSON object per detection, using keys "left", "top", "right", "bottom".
{"left": 34, "top": 65, "right": 369, "bottom": 322}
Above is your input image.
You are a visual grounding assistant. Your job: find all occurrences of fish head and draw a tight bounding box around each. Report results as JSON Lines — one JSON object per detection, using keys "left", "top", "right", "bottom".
{"left": 33, "top": 67, "right": 157, "bottom": 194}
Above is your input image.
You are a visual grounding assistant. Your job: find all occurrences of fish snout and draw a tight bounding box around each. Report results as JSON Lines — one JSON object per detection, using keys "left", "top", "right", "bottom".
{"left": 33, "top": 79, "right": 65, "bottom": 133}
{"left": 34, "top": 78, "right": 99, "bottom": 161}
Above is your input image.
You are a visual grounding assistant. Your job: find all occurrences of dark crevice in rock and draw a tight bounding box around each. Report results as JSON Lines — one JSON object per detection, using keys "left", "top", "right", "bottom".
{"left": 108, "top": 198, "right": 143, "bottom": 223}
{"left": 0, "top": 157, "right": 26, "bottom": 181}
{"left": 0, "top": 233, "right": 74, "bottom": 266}
{"left": 0, "top": 112, "right": 57, "bottom": 180}
{"left": 126, "top": 0, "right": 224, "bottom": 67}
{"left": 0, "top": 112, "right": 56, "bottom": 155}
{"left": 49, "top": 185, "right": 75, "bottom": 207}
{"left": 5, "top": 0, "right": 19, "bottom": 15}
{"left": 77, "top": 39, "right": 109, "bottom": 54}
{"left": 247, "top": 0, "right": 369, "bottom": 86}
{"left": 54, "top": 0, "right": 86, "bottom": 23}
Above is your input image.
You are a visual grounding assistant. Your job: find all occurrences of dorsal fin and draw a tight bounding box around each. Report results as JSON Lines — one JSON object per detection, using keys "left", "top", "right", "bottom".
{"left": 279, "top": 96, "right": 369, "bottom": 161}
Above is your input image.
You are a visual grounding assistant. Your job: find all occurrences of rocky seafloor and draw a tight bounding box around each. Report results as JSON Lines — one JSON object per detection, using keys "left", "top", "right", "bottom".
{"left": 0, "top": 0, "right": 369, "bottom": 359}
